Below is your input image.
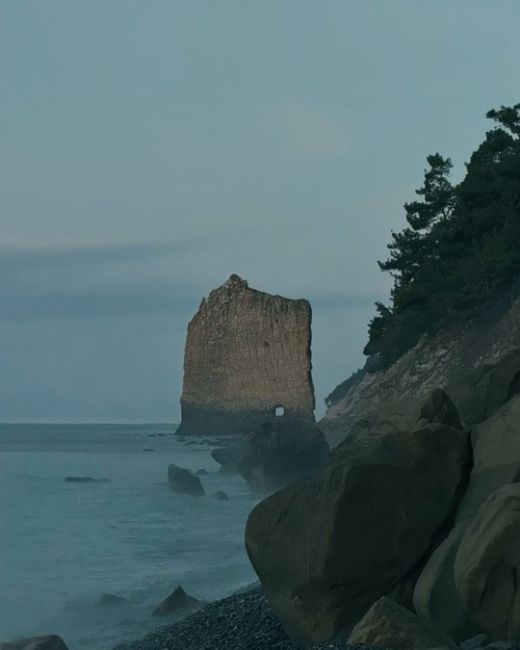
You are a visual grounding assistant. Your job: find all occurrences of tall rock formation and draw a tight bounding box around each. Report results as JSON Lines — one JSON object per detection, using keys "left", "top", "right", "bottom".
{"left": 176, "top": 275, "right": 315, "bottom": 436}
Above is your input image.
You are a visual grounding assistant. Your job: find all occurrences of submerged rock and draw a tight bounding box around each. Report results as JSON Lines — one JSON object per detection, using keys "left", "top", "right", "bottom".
{"left": 176, "top": 274, "right": 315, "bottom": 436}
{"left": 213, "top": 491, "right": 229, "bottom": 500}
{"left": 96, "top": 593, "right": 127, "bottom": 607}
{"left": 152, "top": 586, "right": 202, "bottom": 617}
{"left": 64, "top": 476, "right": 110, "bottom": 483}
{"left": 246, "top": 389, "right": 469, "bottom": 645}
{"left": 167, "top": 464, "right": 205, "bottom": 496}
{"left": 0, "top": 636, "right": 68, "bottom": 650}
{"left": 348, "top": 597, "right": 458, "bottom": 650}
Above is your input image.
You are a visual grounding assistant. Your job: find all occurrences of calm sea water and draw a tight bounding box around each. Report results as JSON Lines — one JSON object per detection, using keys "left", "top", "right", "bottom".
{"left": 0, "top": 424, "right": 258, "bottom": 650}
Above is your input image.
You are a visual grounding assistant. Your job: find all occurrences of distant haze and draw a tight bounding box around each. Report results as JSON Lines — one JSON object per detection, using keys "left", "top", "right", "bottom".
{"left": 1, "top": 1, "right": 519, "bottom": 421}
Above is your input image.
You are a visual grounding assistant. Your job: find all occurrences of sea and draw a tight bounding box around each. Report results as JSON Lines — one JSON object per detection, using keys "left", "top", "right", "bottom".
{"left": 0, "top": 424, "right": 259, "bottom": 650}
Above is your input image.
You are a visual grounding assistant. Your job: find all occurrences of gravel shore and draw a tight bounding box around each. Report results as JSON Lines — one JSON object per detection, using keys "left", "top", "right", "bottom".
{"left": 113, "top": 587, "right": 373, "bottom": 650}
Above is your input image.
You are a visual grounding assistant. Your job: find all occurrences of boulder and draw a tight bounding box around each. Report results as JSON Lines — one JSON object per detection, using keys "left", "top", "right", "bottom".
{"left": 152, "top": 586, "right": 202, "bottom": 617}
{"left": 236, "top": 419, "right": 330, "bottom": 491}
{"left": 0, "top": 637, "right": 68, "bottom": 650}
{"left": 245, "top": 389, "right": 469, "bottom": 644}
{"left": 348, "top": 597, "right": 458, "bottom": 650}
{"left": 414, "top": 393, "right": 520, "bottom": 639}
{"left": 454, "top": 484, "right": 520, "bottom": 641}
{"left": 413, "top": 524, "right": 477, "bottom": 641}
{"left": 167, "top": 465, "right": 205, "bottom": 496}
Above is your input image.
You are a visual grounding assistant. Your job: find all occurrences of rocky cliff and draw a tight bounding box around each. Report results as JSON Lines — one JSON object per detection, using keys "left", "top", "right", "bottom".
{"left": 176, "top": 275, "right": 315, "bottom": 436}
{"left": 320, "top": 291, "right": 520, "bottom": 444}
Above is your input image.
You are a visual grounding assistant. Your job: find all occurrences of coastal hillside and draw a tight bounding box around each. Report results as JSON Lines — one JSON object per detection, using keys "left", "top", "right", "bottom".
{"left": 320, "top": 288, "right": 520, "bottom": 441}
{"left": 321, "top": 103, "right": 520, "bottom": 442}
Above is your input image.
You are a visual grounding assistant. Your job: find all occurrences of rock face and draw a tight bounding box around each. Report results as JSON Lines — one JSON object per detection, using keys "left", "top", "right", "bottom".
{"left": 414, "top": 394, "right": 520, "bottom": 640}
{"left": 454, "top": 484, "right": 520, "bottom": 641}
{"left": 245, "top": 390, "right": 469, "bottom": 644}
{"left": 167, "top": 464, "right": 205, "bottom": 496}
{"left": 176, "top": 275, "right": 315, "bottom": 436}
{"left": 321, "top": 291, "right": 520, "bottom": 444}
{"left": 348, "top": 597, "right": 458, "bottom": 650}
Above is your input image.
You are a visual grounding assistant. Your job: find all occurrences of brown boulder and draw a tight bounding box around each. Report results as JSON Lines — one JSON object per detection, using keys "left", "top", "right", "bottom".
{"left": 454, "top": 484, "right": 520, "bottom": 641}
{"left": 348, "top": 597, "right": 458, "bottom": 650}
{"left": 245, "top": 389, "right": 469, "bottom": 644}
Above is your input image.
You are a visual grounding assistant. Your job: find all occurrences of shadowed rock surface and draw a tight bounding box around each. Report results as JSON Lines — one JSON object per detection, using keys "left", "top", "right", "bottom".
{"left": 454, "top": 484, "right": 520, "bottom": 641}
{"left": 176, "top": 275, "right": 315, "bottom": 436}
{"left": 246, "top": 390, "right": 470, "bottom": 645}
{"left": 348, "top": 597, "right": 458, "bottom": 650}
{"left": 414, "top": 393, "right": 520, "bottom": 640}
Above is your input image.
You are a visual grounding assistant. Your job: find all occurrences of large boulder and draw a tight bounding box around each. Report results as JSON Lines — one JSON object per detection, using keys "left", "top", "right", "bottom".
{"left": 454, "top": 484, "right": 520, "bottom": 641}
{"left": 348, "top": 597, "right": 458, "bottom": 650}
{"left": 414, "top": 393, "right": 520, "bottom": 639}
{"left": 245, "top": 389, "right": 469, "bottom": 644}
{"left": 236, "top": 419, "right": 330, "bottom": 491}
{"left": 167, "top": 464, "right": 205, "bottom": 496}
{"left": 0, "top": 637, "right": 68, "bottom": 650}
{"left": 413, "top": 524, "right": 477, "bottom": 641}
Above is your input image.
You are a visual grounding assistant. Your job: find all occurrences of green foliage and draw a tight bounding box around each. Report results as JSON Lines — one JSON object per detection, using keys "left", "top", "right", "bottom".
{"left": 366, "top": 104, "right": 520, "bottom": 368}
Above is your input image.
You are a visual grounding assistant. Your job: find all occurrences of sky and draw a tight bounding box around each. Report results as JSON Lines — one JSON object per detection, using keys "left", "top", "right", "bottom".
{"left": 1, "top": 1, "right": 520, "bottom": 422}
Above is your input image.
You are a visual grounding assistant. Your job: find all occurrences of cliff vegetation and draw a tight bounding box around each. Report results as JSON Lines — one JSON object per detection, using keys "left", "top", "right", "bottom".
{"left": 365, "top": 103, "right": 520, "bottom": 369}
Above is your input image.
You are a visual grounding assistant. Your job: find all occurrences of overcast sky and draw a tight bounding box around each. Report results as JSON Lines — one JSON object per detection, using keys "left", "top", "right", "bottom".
{"left": 1, "top": 1, "right": 519, "bottom": 422}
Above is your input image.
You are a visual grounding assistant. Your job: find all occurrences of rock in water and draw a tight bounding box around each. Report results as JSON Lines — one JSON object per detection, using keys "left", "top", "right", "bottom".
{"left": 167, "top": 464, "right": 205, "bottom": 496}
{"left": 236, "top": 419, "right": 329, "bottom": 491}
{"left": 64, "top": 476, "right": 110, "bottom": 483}
{"left": 176, "top": 275, "right": 315, "bottom": 436}
{"left": 245, "top": 389, "right": 469, "bottom": 645}
{"left": 152, "top": 586, "right": 202, "bottom": 617}
{"left": 213, "top": 490, "right": 229, "bottom": 500}
{"left": 348, "top": 597, "right": 458, "bottom": 650}
{"left": 96, "top": 593, "right": 127, "bottom": 607}
{"left": 454, "top": 484, "right": 520, "bottom": 641}
{"left": 0, "top": 636, "right": 69, "bottom": 650}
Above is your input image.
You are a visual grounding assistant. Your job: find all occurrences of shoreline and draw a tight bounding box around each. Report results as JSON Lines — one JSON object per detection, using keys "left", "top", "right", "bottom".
{"left": 111, "top": 587, "right": 367, "bottom": 650}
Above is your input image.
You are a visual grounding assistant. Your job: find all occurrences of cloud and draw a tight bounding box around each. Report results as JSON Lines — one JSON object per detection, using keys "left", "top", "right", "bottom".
{"left": 0, "top": 240, "right": 205, "bottom": 322}
{"left": 275, "top": 102, "right": 350, "bottom": 158}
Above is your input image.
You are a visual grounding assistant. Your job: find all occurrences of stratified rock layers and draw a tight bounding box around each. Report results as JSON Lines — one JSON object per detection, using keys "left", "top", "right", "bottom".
{"left": 176, "top": 275, "right": 315, "bottom": 436}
